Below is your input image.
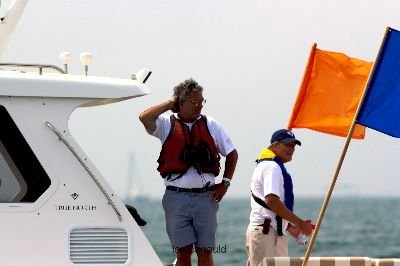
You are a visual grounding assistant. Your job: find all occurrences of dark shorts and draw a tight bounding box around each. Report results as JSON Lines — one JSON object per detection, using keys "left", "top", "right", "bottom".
{"left": 162, "top": 189, "right": 219, "bottom": 249}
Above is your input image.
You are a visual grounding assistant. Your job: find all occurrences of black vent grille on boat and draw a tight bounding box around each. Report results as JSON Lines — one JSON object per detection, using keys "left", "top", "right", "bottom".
{"left": 70, "top": 227, "right": 128, "bottom": 264}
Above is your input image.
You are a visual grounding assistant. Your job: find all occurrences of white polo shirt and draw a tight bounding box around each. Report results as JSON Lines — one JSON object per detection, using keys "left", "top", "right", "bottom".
{"left": 249, "top": 160, "right": 289, "bottom": 234}
{"left": 149, "top": 113, "right": 235, "bottom": 188}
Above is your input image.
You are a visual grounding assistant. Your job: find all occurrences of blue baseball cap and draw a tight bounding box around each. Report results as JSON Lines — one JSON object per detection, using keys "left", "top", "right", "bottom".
{"left": 270, "top": 129, "right": 301, "bottom": 146}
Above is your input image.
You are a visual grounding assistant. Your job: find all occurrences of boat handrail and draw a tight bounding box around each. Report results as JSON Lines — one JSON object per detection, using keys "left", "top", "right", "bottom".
{"left": 45, "top": 121, "right": 122, "bottom": 221}
{"left": 0, "top": 63, "right": 65, "bottom": 74}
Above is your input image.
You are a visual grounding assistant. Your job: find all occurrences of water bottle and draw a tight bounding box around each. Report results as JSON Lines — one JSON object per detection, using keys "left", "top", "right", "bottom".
{"left": 296, "top": 232, "right": 308, "bottom": 245}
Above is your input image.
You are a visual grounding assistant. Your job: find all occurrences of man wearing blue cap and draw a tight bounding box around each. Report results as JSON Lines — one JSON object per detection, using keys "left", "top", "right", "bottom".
{"left": 246, "top": 129, "right": 313, "bottom": 266}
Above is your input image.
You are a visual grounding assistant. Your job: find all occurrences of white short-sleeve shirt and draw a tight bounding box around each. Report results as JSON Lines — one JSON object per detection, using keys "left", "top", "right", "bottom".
{"left": 149, "top": 113, "right": 235, "bottom": 188}
{"left": 249, "top": 160, "right": 289, "bottom": 233}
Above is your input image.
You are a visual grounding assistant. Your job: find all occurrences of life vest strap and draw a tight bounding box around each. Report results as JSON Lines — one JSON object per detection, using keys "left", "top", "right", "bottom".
{"left": 251, "top": 192, "right": 283, "bottom": 236}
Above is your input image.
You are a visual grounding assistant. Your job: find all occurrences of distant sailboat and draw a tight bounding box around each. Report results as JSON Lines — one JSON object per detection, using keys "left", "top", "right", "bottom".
{"left": 124, "top": 151, "right": 147, "bottom": 201}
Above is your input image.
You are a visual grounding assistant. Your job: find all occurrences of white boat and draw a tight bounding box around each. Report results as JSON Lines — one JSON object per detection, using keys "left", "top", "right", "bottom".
{"left": 0, "top": 1, "right": 162, "bottom": 265}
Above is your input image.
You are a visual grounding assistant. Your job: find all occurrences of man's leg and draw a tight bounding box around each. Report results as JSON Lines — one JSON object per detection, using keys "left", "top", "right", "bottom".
{"left": 162, "top": 191, "right": 197, "bottom": 265}
{"left": 274, "top": 235, "right": 288, "bottom": 257}
{"left": 246, "top": 225, "right": 277, "bottom": 266}
{"left": 176, "top": 245, "right": 194, "bottom": 266}
{"left": 195, "top": 247, "right": 214, "bottom": 266}
{"left": 192, "top": 192, "right": 218, "bottom": 266}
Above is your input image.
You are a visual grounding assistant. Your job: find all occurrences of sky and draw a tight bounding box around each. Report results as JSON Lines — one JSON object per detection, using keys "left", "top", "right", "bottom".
{"left": 2, "top": 0, "right": 400, "bottom": 199}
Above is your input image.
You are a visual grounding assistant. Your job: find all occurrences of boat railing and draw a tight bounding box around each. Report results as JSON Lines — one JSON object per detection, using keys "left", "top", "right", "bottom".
{"left": 0, "top": 63, "right": 65, "bottom": 75}
{"left": 45, "top": 121, "right": 122, "bottom": 221}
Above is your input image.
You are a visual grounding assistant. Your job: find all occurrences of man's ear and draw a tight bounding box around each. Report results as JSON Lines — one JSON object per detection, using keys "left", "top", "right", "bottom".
{"left": 174, "top": 97, "right": 181, "bottom": 112}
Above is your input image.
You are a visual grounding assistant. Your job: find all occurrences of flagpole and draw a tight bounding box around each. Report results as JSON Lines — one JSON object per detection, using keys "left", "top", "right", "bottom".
{"left": 301, "top": 27, "right": 391, "bottom": 266}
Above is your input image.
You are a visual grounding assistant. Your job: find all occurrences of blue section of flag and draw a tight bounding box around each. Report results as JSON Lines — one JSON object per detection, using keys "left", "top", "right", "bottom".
{"left": 357, "top": 28, "right": 400, "bottom": 138}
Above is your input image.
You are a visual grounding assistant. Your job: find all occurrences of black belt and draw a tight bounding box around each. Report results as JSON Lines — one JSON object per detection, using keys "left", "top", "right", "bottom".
{"left": 166, "top": 185, "right": 214, "bottom": 193}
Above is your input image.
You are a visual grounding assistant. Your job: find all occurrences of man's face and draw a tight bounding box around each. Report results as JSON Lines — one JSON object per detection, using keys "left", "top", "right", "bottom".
{"left": 178, "top": 91, "right": 205, "bottom": 122}
{"left": 273, "top": 141, "right": 297, "bottom": 163}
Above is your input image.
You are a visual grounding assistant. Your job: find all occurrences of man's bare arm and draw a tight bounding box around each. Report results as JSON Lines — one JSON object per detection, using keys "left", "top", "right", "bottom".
{"left": 139, "top": 99, "right": 175, "bottom": 133}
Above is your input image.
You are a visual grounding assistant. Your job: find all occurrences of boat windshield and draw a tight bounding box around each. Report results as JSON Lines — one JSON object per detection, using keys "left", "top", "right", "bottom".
{"left": 0, "top": 105, "right": 50, "bottom": 203}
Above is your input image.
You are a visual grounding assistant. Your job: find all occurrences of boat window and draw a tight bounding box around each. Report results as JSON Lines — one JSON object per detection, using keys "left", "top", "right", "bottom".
{"left": 0, "top": 105, "right": 51, "bottom": 203}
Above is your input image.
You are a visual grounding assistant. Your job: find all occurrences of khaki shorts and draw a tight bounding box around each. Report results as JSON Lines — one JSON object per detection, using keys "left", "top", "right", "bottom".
{"left": 245, "top": 224, "right": 288, "bottom": 266}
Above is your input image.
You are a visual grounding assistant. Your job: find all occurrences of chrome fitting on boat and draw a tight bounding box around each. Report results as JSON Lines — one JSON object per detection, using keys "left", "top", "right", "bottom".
{"left": 79, "top": 52, "right": 92, "bottom": 76}
{"left": 131, "top": 68, "right": 152, "bottom": 83}
{"left": 59, "top": 52, "right": 71, "bottom": 74}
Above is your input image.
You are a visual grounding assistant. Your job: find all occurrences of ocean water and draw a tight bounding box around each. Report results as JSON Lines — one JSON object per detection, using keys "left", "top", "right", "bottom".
{"left": 128, "top": 197, "right": 400, "bottom": 265}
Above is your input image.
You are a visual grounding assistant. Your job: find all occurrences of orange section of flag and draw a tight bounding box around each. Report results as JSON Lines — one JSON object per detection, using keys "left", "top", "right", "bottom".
{"left": 288, "top": 44, "right": 373, "bottom": 139}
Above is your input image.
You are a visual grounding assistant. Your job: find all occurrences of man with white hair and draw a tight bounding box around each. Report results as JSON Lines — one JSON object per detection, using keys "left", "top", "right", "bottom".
{"left": 246, "top": 129, "right": 313, "bottom": 266}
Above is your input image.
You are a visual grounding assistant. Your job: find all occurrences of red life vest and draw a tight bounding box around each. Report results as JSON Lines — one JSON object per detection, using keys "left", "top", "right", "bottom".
{"left": 157, "top": 115, "right": 220, "bottom": 180}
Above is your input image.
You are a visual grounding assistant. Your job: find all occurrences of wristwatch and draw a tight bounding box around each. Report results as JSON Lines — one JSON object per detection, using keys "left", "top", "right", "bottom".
{"left": 221, "top": 178, "right": 231, "bottom": 188}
